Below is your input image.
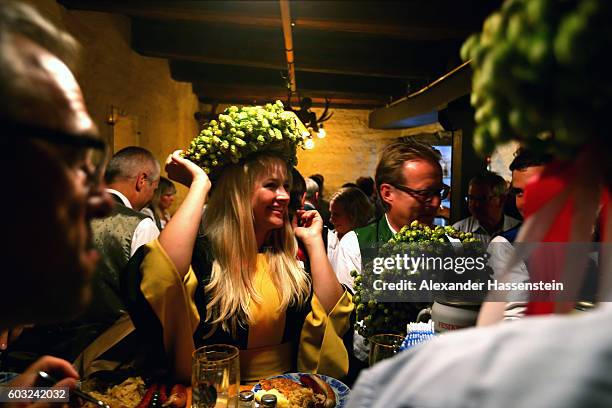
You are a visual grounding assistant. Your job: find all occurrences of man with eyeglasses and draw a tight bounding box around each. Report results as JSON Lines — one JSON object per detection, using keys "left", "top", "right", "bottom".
{"left": 453, "top": 171, "right": 520, "bottom": 245}
{"left": 335, "top": 139, "right": 448, "bottom": 372}
{"left": 0, "top": 1, "right": 113, "bottom": 403}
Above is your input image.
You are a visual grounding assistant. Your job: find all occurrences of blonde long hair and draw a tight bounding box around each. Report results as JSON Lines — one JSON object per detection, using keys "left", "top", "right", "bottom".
{"left": 202, "top": 153, "right": 311, "bottom": 334}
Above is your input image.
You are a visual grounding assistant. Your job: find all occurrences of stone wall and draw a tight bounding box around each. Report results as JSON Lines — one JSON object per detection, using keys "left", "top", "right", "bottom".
{"left": 26, "top": 0, "right": 200, "bottom": 210}
{"left": 296, "top": 107, "right": 443, "bottom": 197}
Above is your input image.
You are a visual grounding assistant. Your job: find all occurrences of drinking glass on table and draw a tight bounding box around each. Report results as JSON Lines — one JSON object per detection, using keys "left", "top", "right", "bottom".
{"left": 192, "top": 344, "right": 240, "bottom": 408}
{"left": 368, "top": 334, "right": 404, "bottom": 366}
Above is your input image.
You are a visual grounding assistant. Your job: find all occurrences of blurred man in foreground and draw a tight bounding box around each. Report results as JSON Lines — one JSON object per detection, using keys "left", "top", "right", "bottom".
{"left": 0, "top": 1, "right": 112, "bottom": 405}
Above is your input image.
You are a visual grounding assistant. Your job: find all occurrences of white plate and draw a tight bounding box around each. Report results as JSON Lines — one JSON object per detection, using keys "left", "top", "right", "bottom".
{"left": 252, "top": 373, "right": 350, "bottom": 407}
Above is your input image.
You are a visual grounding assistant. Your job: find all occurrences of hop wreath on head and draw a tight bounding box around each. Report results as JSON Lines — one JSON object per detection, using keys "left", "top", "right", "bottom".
{"left": 461, "top": 0, "right": 612, "bottom": 158}
{"left": 183, "top": 100, "right": 309, "bottom": 179}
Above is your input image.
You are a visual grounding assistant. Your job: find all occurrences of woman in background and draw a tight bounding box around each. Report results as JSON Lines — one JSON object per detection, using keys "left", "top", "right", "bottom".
{"left": 327, "top": 187, "right": 374, "bottom": 289}
{"left": 153, "top": 176, "right": 176, "bottom": 229}
{"left": 141, "top": 176, "right": 176, "bottom": 230}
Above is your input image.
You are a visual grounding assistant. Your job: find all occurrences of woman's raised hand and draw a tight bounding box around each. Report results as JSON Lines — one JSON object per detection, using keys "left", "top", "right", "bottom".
{"left": 294, "top": 209, "right": 324, "bottom": 246}
{"left": 159, "top": 150, "right": 211, "bottom": 278}
{"left": 165, "top": 150, "right": 211, "bottom": 190}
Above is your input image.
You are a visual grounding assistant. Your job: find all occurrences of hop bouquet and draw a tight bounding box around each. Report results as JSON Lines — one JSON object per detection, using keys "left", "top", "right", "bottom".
{"left": 183, "top": 100, "right": 309, "bottom": 177}
{"left": 352, "top": 221, "right": 484, "bottom": 340}
{"left": 461, "top": 0, "right": 612, "bottom": 158}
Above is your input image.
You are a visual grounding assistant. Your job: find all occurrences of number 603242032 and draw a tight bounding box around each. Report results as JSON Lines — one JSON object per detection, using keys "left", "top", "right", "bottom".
{"left": 0, "top": 387, "right": 69, "bottom": 402}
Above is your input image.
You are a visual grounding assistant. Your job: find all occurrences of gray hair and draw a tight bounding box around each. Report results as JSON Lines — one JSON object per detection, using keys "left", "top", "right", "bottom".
{"left": 104, "top": 146, "right": 160, "bottom": 183}
{"left": 304, "top": 177, "right": 319, "bottom": 201}
{"left": 469, "top": 171, "right": 508, "bottom": 197}
{"left": 0, "top": 1, "right": 79, "bottom": 120}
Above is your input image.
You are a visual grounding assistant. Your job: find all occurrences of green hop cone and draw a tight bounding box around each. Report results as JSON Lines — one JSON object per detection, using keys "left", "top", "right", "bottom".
{"left": 463, "top": 0, "right": 612, "bottom": 159}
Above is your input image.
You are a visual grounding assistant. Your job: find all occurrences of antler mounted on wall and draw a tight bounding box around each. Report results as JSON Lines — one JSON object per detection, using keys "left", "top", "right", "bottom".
{"left": 286, "top": 95, "right": 334, "bottom": 134}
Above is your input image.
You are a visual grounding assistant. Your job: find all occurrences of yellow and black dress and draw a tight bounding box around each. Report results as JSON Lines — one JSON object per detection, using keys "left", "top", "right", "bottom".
{"left": 123, "top": 238, "right": 354, "bottom": 384}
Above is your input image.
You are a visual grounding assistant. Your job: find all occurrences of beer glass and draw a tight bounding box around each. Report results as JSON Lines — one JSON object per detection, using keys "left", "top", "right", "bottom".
{"left": 368, "top": 334, "right": 404, "bottom": 366}
{"left": 192, "top": 344, "right": 240, "bottom": 408}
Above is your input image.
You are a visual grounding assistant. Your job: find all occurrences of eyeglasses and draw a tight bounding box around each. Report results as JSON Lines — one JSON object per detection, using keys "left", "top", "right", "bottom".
{"left": 465, "top": 194, "right": 497, "bottom": 203}
{"left": 508, "top": 187, "right": 524, "bottom": 197}
{"left": 3, "top": 120, "right": 108, "bottom": 191}
{"left": 391, "top": 183, "right": 450, "bottom": 201}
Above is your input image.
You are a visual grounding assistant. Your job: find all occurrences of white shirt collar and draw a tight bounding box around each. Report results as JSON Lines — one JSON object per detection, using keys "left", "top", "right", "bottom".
{"left": 106, "top": 188, "right": 133, "bottom": 209}
{"left": 467, "top": 216, "right": 483, "bottom": 233}
{"left": 384, "top": 213, "right": 398, "bottom": 234}
{"left": 467, "top": 215, "right": 520, "bottom": 234}
{"left": 503, "top": 215, "right": 521, "bottom": 230}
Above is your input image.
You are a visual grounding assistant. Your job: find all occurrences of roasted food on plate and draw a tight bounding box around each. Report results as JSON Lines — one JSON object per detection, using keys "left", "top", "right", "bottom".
{"left": 81, "top": 377, "right": 187, "bottom": 408}
{"left": 82, "top": 376, "right": 146, "bottom": 408}
{"left": 255, "top": 374, "right": 336, "bottom": 408}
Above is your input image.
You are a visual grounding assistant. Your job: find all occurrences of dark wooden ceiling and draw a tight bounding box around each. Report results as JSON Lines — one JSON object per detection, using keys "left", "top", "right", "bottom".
{"left": 58, "top": 0, "right": 502, "bottom": 108}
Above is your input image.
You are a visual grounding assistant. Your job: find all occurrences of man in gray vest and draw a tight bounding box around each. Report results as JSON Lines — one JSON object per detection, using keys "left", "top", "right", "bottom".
{"left": 87, "top": 146, "right": 161, "bottom": 325}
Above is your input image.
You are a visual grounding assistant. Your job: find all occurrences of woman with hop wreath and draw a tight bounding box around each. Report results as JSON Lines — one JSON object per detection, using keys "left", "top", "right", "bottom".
{"left": 123, "top": 102, "right": 353, "bottom": 383}
{"left": 346, "top": 1, "right": 612, "bottom": 407}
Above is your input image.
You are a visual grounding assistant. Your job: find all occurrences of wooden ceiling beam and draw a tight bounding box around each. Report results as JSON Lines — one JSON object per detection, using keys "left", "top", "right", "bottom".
{"left": 192, "top": 83, "right": 388, "bottom": 108}
{"left": 170, "top": 61, "right": 408, "bottom": 98}
{"left": 369, "top": 62, "right": 472, "bottom": 129}
{"left": 132, "top": 18, "right": 448, "bottom": 79}
{"left": 58, "top": 0, "right": 475, "bottom": 40}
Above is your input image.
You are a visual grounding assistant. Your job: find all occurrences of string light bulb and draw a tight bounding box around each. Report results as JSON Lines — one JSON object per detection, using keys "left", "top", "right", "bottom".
{"left": 106, "top": 105, "right": 116, "bottom": 125}
{"left": 304, "top": 137, "right": 315, "bottom": 149}
{"left": 317, "top": 125, "right": 326, "bottom": 138}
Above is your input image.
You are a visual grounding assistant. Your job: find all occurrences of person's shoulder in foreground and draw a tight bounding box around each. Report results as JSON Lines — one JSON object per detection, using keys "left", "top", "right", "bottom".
{"left": 347, "top": 304, "right": 612, "bottom": 408}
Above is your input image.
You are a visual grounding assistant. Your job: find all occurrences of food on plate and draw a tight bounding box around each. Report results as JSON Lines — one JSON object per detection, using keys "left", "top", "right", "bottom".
{"left": 299, "top": 375, "right": 335, "bottom": 408}
{"left": 135, "top": 383, "right": 158, "bottom": 408}
{"left": 81, "top": 378, "right": 188, "bottom": 408}
{"left": 82, "top": 376, "right": 146, "bottom": 408}
{"left": 256, "top": 374, "right": 336, "bottom": 408}
{"left": 159, "top": 384, "right": 168, "bottom": 405}
{"left": 162, "top": 384, "right": 188, "bottom": 408}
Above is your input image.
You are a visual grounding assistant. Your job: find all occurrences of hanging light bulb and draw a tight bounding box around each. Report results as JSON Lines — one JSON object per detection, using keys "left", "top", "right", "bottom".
{"left": 317, "top": 125, "right": 326, "bottom": 138}
{"left": 107, "top": 105, "right": 116, "bottom": 125}
{"left": 304, "top": 137, "right": 315, "bottom": 149}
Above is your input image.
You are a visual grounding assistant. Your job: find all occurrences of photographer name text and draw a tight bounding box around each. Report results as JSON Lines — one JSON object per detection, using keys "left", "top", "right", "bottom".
{"left": 372, "top": 279, "right": 564, "bottom": 292}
